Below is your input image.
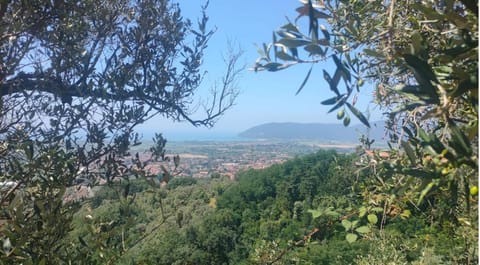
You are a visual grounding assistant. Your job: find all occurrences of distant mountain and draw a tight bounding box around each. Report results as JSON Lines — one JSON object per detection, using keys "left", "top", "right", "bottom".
{"left": 239, "top": 122, "right": 387, "bottom": 144}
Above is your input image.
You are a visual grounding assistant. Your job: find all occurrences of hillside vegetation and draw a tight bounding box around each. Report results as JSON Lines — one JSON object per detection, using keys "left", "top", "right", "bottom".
{"left": 68, "top": 150, "right": 477, "bottom": 264}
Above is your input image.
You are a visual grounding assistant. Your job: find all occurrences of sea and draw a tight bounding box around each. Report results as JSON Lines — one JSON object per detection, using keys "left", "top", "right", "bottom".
{"left": 139, "top": 130, "right": 245, "bottom": 142}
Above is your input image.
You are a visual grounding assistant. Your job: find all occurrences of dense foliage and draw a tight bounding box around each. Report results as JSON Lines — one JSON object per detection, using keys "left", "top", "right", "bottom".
{"left": 253, "top": 1, "right": 478, "bottom": 261}
{"left": 70, "top": 150, "right": 477, "bottom": 264}
{"left": 0, "top": 1, "right": 242, "bottom": 263}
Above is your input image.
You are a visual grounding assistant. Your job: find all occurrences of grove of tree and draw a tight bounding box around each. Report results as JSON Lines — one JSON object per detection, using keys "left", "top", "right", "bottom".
{"left": 0, "top": 0, "right": 241, "bottom": 263}
{"left": 0, "top": 0, "right": 477, "bottom": 264}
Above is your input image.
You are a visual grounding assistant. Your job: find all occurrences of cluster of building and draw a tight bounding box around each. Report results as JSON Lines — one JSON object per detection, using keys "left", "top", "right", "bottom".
{"left": 144, "top": 141, "right": 319, "bottom": 180}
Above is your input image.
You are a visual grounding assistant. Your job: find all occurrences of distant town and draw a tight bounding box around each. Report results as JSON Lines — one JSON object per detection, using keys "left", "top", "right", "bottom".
{"left": 141, "top": 140, "right": 357, "bottom": 180}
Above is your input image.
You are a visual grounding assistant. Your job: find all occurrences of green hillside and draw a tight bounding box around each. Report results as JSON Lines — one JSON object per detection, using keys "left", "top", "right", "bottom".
{"left": 67, "top": 150, "right": 477, "bottom": 264}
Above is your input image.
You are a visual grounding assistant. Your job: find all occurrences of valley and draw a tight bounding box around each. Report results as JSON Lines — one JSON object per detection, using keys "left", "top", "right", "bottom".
{"left": 138, "top": 140, "right": 357, "bottom": 179}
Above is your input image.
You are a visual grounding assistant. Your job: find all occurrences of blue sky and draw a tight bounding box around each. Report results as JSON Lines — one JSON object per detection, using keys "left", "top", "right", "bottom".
{"left": 139, "top": 0, "right": 383, "bottom": 138}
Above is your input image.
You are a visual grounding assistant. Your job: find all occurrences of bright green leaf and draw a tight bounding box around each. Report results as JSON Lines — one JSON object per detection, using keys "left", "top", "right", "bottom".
{"left": 401, "top": 209, "right": 412, "bottom": 219}
{"left": 341, "top": 219, "right": 352, "bottom": 230}
{"left": 417, "top": 179, "right": 439, "bottom": 205}
{"left": 358, "top": 206, "right": 367, "bottom": 217}
{"left": 355, "top": 226, "right": 370, "bottom": 234}
{"left": 351, "top": 220, "right": 359, "bottom": 229}
{"left": 308, "top": 209, "right": 322, "bottom": 219}
{"left": 367, "top": 214, "right": 378, "bottom": 225}
{"left": 346, "top": 233, "right": 358, "bottom": 243}
{"left": 324, "top": 208, "right": 341, "bottom": 218}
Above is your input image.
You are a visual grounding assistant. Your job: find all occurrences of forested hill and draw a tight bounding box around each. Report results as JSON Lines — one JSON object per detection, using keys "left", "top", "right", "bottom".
{"left": 66, "top": 149, "right": 474, "bottom": 264}
{"left": 239, "top": 122, "right": 386, "bottom": 143}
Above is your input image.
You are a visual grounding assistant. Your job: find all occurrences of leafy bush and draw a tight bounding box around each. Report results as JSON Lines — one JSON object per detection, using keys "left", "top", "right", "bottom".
{"left": 167, "top": 177, "right": 198, "bottom": 190}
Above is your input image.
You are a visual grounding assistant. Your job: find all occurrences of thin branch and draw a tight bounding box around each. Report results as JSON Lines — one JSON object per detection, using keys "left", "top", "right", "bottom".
{"left": 267, "top": 228, "right": 320, "bottom": 265}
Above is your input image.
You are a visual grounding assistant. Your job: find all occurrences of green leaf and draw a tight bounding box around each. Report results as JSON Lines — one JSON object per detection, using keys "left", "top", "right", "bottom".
{"left": 280, "top": 23, "right": 300, "bottom": 33}
{"left": 332, "top": 69, "right": 342, "bottom": 91}
{"left": 332, "top": 55, "right": 351, "bottom": 82}
{"left": 417, "top": 179, "right": 439, "bottom": 205}
{"left": 402, "top": 168, "right": 437, "bottom": 179}
{"left": 410, "top": 31, "right": 424, "bottom": 55}
{"left": 367, "top": 214, "right": 378, "bottom": 225}
{"left": 263, "top": 43, "right": 271, "bottom": 60}
{"left": 401, "top": 209, "right": 412, "bottom": 219}
{"left": 304, "top": 44, "right": 324, "bottom": 55}
{"left": 323, "top": 70, "right": 340, "bottom": 96}
{"left": 351, "top": 220, "right": 359, "bottom": 229}
{"left": 401, "top": 140, "right": 417, "bottom": 165}
{"left": 328, "top": 95, "right": 348, "bottom": 113}
{"left": 412, "top": 3, "right": 445, "bottom": 21}
{"left": 321, "top": 96, "right": 339, "bottom": 105}
{"left": 277, "top": 38, "right": 310, "bottom": 48}
{"left": 276, "top": 50, "right": 297, "bottom": 61}
{"left": 449, "top": 78, "right": 475, "bottom": 98}
{"left": 262, "top": 62, "right": 289, "bottom": 72}
{"left": 358, "top": 206, "right": 367, "bottom": 217}
{"left": 346, "top": 233, "right": 358, "bottom": 243}
{"left": 295, "top": 65, "right": 313, "bottom": 95}
{"left": 448, "top": 120, "right": 472, "bottom": 156}
{"left": 320, "top": 24, "right": 330, "bottom": 40}
{"left": 341, "top": 219, "right": 352, "bottom": 230}
{"left": 416, "top": 127, "right": 446, "bottom": 155}
{"left": 417, "top": 127, "right": 431, "bottom": 142}
{"left": 308, "top": 0, "right": 319, "bottom": 42}
{"left": 355, "top": 226, "right": 370, "bottom": 234}
{"left": 363, "top": 48, "right": 385, "bottom": 58}
{"left": 312, "top": 9, "right": 331, "bottom": 19}
{"left": 346, "top": 102, "right": 370, "bottom": 127}
{"left": 403, "top": 54, "right": 438, "bottom": 96}
{"left": 79, "top": 236, "right": 89, "bottom": 248}
{"left": 324, "top": 208, "right": 340, "bottom": 218}
{"left": 276, "top": 30, "right": 302, "bottom": 39}
{"left": 307, "top": 209, "right": 322, "bottom": 219}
